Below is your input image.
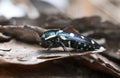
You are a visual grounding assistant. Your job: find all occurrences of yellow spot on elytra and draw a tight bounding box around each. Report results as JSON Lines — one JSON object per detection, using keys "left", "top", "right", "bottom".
{"left": 81, "top": 36, "right": 85, "bottom": 39}
{"left": 60, "top": 36, "right": 67, "bottom": 40}
{"left": 58, "top": 30, "right": 63, "bottom": 33}
{"left": 81, "top": 48, "right": 83, "bottom": 50}
{"left": 70, "top": 33, "right": 75, "bottom": 37}
{"left": 84, "top": 44, "right": 86, "bottom": 47}
{"left": 89, "top": 45, "right": 91, "bottom": 47}
{"left": 45, "top": 35, "right": 56, "bottom": 40}
{"left": 91, "top": 40, "right": 95, "bottom": 44}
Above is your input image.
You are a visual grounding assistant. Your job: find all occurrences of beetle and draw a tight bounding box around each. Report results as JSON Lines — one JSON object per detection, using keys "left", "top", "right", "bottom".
{"left": 40, "top": 29, "right": 105, "bottom": 52}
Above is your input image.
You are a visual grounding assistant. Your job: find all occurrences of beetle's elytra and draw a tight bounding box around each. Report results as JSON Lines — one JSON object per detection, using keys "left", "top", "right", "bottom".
{"left": 40, "top": 30, "right": 105, "bottom": 52}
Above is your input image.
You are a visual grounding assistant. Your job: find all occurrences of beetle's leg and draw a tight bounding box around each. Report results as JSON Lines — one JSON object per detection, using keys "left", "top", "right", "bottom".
{"left": 60, "top": 41, "right": 67, "bottom": 51}
{"left": 47, "top": 43, "right": 53, "bottom": 51}
{"left": 76, "top": 44, "right": 79, "bottom": 52}
{"left": 60, "top": 41, "right": 72, "bottom": 55}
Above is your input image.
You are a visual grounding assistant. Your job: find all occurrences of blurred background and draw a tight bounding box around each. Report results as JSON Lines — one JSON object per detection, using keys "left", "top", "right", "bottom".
{"left": 0, "top": 1, "right": 120, "bottom": 78}
{"left": 0, "top": 0, "right": 120, "bottom": 24}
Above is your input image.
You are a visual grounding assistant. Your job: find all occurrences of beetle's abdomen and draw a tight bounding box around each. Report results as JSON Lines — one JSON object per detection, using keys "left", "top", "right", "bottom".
{"left": 59, "top": 31, "right": 101, "bottom": 51}
{"left": 70, "top": 40, "right": 98, "bottom": 51}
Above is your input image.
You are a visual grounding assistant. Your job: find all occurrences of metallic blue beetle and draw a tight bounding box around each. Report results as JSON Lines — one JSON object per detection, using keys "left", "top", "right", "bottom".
{"left": 40, "top": 30, "right": 105, "bottom": 52}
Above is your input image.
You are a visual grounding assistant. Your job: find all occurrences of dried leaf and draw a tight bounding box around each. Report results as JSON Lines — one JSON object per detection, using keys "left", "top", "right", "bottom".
{"left": 0, "top": 25, "right": 46, "bottom": 43}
